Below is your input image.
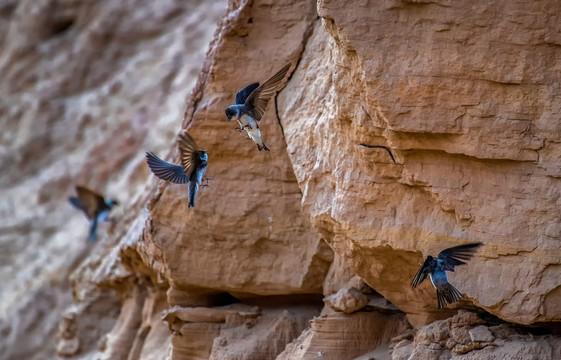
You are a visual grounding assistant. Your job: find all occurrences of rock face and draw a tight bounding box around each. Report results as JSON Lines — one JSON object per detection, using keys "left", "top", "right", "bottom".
{"left": 390, "top": 311, "right": 561, "bottom": 360}
{"left": 2, "top": 0, "right": 561, "bottom": 359}
{"left": 279, "top": 0, "right": 561, "bottom": 326}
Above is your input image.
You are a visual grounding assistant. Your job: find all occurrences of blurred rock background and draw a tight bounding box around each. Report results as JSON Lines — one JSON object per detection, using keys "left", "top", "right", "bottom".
{"left": 0, "top": 0, "right": 560, "bottom": 359}
{"left": 0, "top": 0, "right": 226, "bottom": 359}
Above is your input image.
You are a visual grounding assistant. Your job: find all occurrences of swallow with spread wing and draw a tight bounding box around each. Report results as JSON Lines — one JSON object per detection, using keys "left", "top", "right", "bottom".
{"left": 146, "top": 130, "right": 209, "bottom": 208}
{"left": 225, "top": 64, "right": 291, "bottom": 151}
{"left": 411, "top": 242, "right": 483, "bottom": 309}
{"left": 69, "top": 186, "right": 119, "bottom": 241}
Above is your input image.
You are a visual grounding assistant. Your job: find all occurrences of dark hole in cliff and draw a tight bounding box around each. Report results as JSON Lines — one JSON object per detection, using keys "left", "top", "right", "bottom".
{"left": 474, "top": 307, "right": 561, "bottom": 336}
{"left": 247, "top": 17, "right": 253, "bottom": 23}
{"left": 209, "top": 292, "right": 241, "bottom": 307}
{"left": 237, "top": 294, "right": 325, "bottom": 309}
{"left": 50, "top": 17, "right": 75, "bottom": 37}
{"left": 521, "top": 322, "right": 561, "bottom": 336}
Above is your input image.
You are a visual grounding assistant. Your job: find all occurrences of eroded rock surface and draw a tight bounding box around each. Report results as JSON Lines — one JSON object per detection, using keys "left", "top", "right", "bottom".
{"left": 3, "top": 0, "right": 561, "bottom": 359}
{"left": 389, "top": 311, "right": 561, "bottom": 360}
{"left": 279, "top": 0, "right": 561, "bottom": 325}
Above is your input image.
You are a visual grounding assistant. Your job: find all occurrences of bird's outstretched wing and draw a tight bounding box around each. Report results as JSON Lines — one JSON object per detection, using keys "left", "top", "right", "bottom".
{"left": 75, "top": 186, "right": 106, "bottom": 219}
{"left": 236, "top": 82, "right": 259, "bottom": 105}
{"left": 146, "top": 152, "right": 189, "bottom": 184}
{"left": 177, "top": 130, "right": 201, "bottom": 179}
{"left": 411, "top": 257, "right": 434, "bottom": 288}
{"left": 244, "top": 64, "right": 290, "bottom": 121}
{"left": 438, "top": 242, "right": 483, "bottom": 271}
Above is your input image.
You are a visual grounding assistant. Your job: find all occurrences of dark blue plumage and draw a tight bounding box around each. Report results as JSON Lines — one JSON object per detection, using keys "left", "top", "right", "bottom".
{"left": 225, "top": 64, "right": 290, "bottom": 151}
{"left": 69, "top": 186, "right": 118, "bottom": 241}
{"left": 411, "top": 242, "right": 482, "bottom": 309}
{"left": 235, "top": 82, "right": 259, "bottom": 105}
{"left": 146, "top": 130, "right": 209, "bottom": 208}
{"left": 146, "top": 152, "right": 189, "bottom": 184}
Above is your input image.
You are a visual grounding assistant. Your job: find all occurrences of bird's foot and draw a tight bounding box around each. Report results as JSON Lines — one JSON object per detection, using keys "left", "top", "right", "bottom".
{"left": 201, "top": 177, "right": 213, "bottom": 187}
{"left": 234, "top": 126, "right": 244, "bottom": 131}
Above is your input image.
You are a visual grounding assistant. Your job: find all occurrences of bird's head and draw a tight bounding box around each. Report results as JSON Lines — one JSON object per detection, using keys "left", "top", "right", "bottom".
{"left": 106, "top": 199, "right": 119, "bottom": 208}
{"left": 225, "top": 106, "right": 238, "bottom": 121}
{"left": 199, "top": 150, "right": 208, "bottom": 162}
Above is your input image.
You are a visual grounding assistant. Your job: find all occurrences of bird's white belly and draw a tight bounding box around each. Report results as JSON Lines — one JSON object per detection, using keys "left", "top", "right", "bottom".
{"left": 247, "top": 127, "right": 262, "bottom": 143}
{"left": 240, "top": 114, "right": 257, "bottom": 129}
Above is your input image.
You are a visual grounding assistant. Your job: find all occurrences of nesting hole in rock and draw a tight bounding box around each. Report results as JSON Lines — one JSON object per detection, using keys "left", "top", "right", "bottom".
{"left": 49, "top": 17, "right": 75, "bottom": 37}
{"left": 473, "top": 306, "right": 561, "bottom": 336}
{"left": 209, "top": 292, "right": 242, "bottom": 307}
{"left": 247, "top": 17, "right": 253, "bottom": 24}
{"left": 237, "top": 294, "right": 325, "bottom": 311}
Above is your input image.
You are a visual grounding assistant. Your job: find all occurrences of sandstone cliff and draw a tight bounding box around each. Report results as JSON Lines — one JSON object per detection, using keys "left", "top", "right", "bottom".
{"left": 1, "top": 0, "right": 560, "bottom": 359}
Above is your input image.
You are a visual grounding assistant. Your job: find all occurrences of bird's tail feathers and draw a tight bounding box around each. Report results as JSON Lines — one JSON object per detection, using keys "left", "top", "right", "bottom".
{"left": 436, "top": 283, "right": 463, "bottom": 309}
{"left": 188, "top": 181, "right": 199, "bottom": 208}
{"left": 256, "top": 142, "right": 270, "bottom": 151}
{"left": 88, "top": 218, "right": 98, "bottom": 241}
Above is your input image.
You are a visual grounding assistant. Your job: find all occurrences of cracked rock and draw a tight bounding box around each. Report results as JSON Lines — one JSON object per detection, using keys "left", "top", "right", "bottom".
{"left": 469, "top": 325, "right": 495, "bottom": 343}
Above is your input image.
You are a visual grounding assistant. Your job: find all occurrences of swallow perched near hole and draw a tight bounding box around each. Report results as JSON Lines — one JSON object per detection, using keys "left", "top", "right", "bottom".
{"left": 225, "top": 64, "right": 291, "bottom": 151}
{"left": 69, "top": 186, "right": 119, "bottom": 241}
{"left": 146, "top": 130, "right": 209, "bottom": 208}
{"left": 411, "top": 242, "right": 483, "bottom": 309}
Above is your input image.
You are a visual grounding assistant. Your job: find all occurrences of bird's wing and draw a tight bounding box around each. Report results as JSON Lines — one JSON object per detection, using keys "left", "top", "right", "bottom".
{"left": 244, "top": 64, "right": 290, "bottom": 121}
{"left": 411, "top": 257, "right": 433, "bottom": 288}
{"left": 75, "top": 186, "right": 105, "bottom": 219}
{"left": 438, "top": 242, "right": 483, "bottom": 271}
{"left": 145, "top": 152, "right": 189, "bottom": 184}
{"left": 177, "top": 130, "right": 201, "bottom": 179}
{"left": 236, "top": 82, "right": 259, "bottom": 105}
{"left": 68, "top": 197, "right": 83, "bottom": 211}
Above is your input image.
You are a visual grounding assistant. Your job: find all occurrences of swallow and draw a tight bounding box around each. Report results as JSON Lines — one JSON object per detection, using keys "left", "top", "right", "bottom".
{"left": 146, "top": 130, "right": 209, "bottom": 208}
{"left": 225, "top": 64, "right": 291, "bottom": 151}
{"left": 411, "top": 242, "right": 483, "bottom": 309}
{"left": 69, "top": 186, "right": 119, "bottom": 241}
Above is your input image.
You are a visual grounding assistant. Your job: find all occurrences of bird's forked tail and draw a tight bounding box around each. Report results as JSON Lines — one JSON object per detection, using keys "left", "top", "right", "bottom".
{"left": 436, "top": 283, "right": 463, "bottom": 309}
{"left": 188, "top": 181, "right": 199, "bottom": 208}
{"left": 256, "top": 142, "right": 270, "bottom": 151}
{"left": 88, "top": 218, "right": 98, "bottom": 241}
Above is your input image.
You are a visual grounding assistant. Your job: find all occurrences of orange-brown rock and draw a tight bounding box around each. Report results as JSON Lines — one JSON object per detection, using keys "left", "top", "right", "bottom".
{"left": 278, "top": 307, "right": 411, "bottom": 360}
{"left": 2, "top": 0, "right": 561, "bottom": 359}
{"left": 279, "top": 0, "right": 561, "bottom": 326}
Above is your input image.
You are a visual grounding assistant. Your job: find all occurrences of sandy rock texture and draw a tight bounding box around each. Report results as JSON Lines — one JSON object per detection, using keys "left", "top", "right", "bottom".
{"left": 390, "top": 310, "right": 561, "bottom": 360}
{"left": 279, "top": 0, "right": 561, "bottom": 326}
{"left": 3, "top": 0, "right": 561, "bottom": 359}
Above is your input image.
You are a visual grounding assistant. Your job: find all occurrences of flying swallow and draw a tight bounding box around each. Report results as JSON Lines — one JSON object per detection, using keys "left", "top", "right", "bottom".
{"left": 69, "top": 186, "right": 119, "bottom": 241}
{"left": 411, "top": 242, "right": 483, "bottom": 309}
{"left": 225, "top": 64, "right": 291, "bottom": 151}
{"left": 146, "top": 130, "right": 209, "bottom": 208}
